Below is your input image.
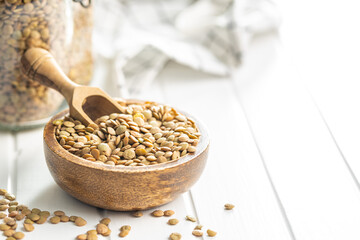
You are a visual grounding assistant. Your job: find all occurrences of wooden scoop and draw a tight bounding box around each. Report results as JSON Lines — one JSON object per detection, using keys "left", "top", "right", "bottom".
{"left": 21, "top": 48, "right": 125, "bottom": 126}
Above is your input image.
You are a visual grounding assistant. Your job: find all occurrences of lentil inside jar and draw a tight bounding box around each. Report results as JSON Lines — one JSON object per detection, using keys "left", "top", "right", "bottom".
{"left": 0, "top": 0, "right": 93, "bottom": 129}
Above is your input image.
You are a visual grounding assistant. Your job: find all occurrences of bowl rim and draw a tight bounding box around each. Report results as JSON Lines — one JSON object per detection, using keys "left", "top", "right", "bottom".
{"left": 44, "top": 102, "right": 210, "bottom": 173}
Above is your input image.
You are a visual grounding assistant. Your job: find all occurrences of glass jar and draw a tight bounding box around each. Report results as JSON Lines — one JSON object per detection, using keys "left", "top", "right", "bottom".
{"left": 0, "top": 0, "right": 93, "bottom": 130}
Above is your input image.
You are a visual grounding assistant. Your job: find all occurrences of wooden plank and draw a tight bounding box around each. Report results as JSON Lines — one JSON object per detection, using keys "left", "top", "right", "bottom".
{"left": 158, "top": 61, "right": 293, "bottom": 239}
{"left": 0, "top": 132, "right": 15, "bottom": 192}
{"left": 277, "top": 0, "right": 360, "bottom": 190}
{"left": 14, "top": 129, "right": 102, "bottom": 239}
{"left": 105, "top": 193, "right": 201, "bottom": 239}
{"left": 233, "top": 33, "right": 360, "bottom": 240}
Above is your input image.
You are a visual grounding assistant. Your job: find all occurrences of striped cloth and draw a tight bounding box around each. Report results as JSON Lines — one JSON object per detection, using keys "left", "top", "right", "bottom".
{"left": 94, "top": 0, "right": 280, "bottom": 95}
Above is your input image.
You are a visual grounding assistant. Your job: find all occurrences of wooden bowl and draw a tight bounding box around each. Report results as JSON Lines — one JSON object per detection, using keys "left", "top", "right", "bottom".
{"left": 43, "top": 107, "right": 209, "bottom": 211}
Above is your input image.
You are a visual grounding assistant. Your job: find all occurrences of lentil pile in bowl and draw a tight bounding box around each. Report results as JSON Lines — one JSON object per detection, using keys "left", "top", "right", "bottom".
{"left": 53, "top": 101, "right": 201, "bottom": 167}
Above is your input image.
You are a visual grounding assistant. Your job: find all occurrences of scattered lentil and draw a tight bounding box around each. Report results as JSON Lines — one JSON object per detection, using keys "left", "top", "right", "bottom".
{"left": 170, "top": 232, "right": 182, "bottom": 240}
{"left": 76, "top": 234, "right": 87, "bottom": 240}
{"left": 60, "top": 215, "right": 70, "bottom": 222}
{"left": 119, "top": 230, "right": 129, "bottom": 238}
{"left": 207, "top": 229, "right": 217, "bottom": 237}
{"left": 12, "top": 232, "right": 24, "bottom": 239}
{"left": 119, "top": 224, "right": 131, "bottom": 237}
{"left": 23, "top": 223, "right": 34, "bottom": 232}
{"left": 0, "top": 224, "right": 10, "bottom": 231}
{"left": 96, "top": 223, "right": 108, "bottom": 235}
{"left": 100, "top": 218, "right": 111, "bottom": 226}
{"left": 131, "top": 211, "right": 143, "bottom": 218}
{"left": 5, "top": 193, "right": 15, "bottom": 201}
{"left": 186, "top": 215, "right": 197, "bottom": 222}
{"left": 27, "top": 213, "right": 40, "bottom": 222}
{"left": 164, "top": 210, "right": 175, "bottom": 217}
{"left": 74, "top": 217, "right": 87, "bottom": 226}
{"left": 151, "top": 210, "right": 164, "bottom": 217}
{"left": 194, "top": 224, "right": 203, "bottom": 230}
{"left": 49, "top": 216, "right": 60, "bottom": 224}
{"left": 224, "top": 203, "right": 235, "bottom": 210}
{"left": 3, "top": 229, "right": 15, "bottom": 237}
{"left": 192, "top": 230, "right": 203, "bottom": 237}
{"left": 120, "top": 225, "right": 131, "bottom": 232}
{"left": 23, "top": 219, "right": 33, "bottom": 225}
{"left": 168, "top": 219, "right": 179, "bottom": 225}
{"left": 54, "top": 210, "right": 65, "bottom": 216}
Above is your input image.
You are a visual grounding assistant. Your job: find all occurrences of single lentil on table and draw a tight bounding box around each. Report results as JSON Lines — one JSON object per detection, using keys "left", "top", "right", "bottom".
{"left": 53, "top": 101, "right": 201, "bottom": 166}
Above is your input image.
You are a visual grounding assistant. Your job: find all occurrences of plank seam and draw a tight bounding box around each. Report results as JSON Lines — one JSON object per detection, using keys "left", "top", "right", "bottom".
{"left": 306, "top": 88, "right": 360, "bottom": 192}
{"left": 230, "top": 77, "right": 297, "bottom": 240}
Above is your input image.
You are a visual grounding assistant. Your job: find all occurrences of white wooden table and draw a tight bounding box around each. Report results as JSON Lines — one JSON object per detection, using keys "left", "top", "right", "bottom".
{"left": 2, "top": 2, "right": 360, "bottom": 238}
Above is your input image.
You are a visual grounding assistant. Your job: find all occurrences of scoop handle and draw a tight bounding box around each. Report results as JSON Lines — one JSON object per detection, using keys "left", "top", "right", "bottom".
{"left": 21, "top": 48, "right": 78, "bottom": 104}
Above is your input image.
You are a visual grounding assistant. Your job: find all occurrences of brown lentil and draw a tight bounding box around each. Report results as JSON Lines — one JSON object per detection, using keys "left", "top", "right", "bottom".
{"left": 15, "top": 214, "right": 25, "bottom": 221}
{"left": 8, "top": 211, "right": 18, "bottom": 218}
{"left": 39, "top": 211, "right": 50, "bottom": 217}
{"left": 74, "top": 217, "right": 87, "bottom": 226}
{"left": 54, "top": 210, "right": 65, "bottom": 216}
{"left": 12, "top": 232, "right": 25, "bottom": 239}
{"left": 164, "top": 210, "right": 175, "bottom": 217}
{"left": 0, "top": 224, "right": 10, "bottom": 231}
{"left": 69, "top": 216, "right": 77, "bottom": 222}
{"left": 60, "top": 215, "right": 70, "bottom": 222}
{"left": 95, "top": 224, "right": 107, "bottom": 235}
{"left": 87, "top": 230, "right": 97, "bottom": 235}
{"left": 3, "top": 229, "right": 15, "bottom": 237}
{"left": 170, "top": 232, "right": 182, "bottom": 240}
{"left": 23, "top": 219, "right": 33, "bottom": 225}
{"left": 31, "top": 208, "right": 41, "bottom": 214}
{"left": 49, "top": 216, "right": 60, "bottom": 224}
{"left": 8, "top": 207, "right": 16, "bottom": 213}
{"left": 168, "top": 218, "right": 179, "bottom": 225}
{"left": 36, "top": 215, "right": 47, "bottom": 224}
{"left": 0, "top": 199, "right": 10, "bottom": 205}
{"left": 207, "top": 229, "right": 217, "bottom": 237}
{"left": 131, "top": 211, "right": 143, "bottom": 218}
{"left": 224, "top": 203, "right": 235, "bottom": 210}
{"left": 23, "top": 223, "right": 34, "bottom": 232}
{"left": 5, "top": 193, "right": 15, "bottom": 201}
{"left": 119, "top": 230, "right": 129, "bottom": 238}
{"left": 76, "top": 234, "right": 87, "bottom": 240}
{"left": 100, "top": 217, "right": 111, "bottom": 226}
{"left": 186, "top": 215, "right": 197, "bottom": 222}
{"left": 87, "top": 234, "right": 98, "bottom": 240}
{"left": 151, "top": 210, "right": 164, "bottom": 217}
{"left": 27, "top": 213, "right": 40, "bottom": 222}
{"left": 102, "top": 229, "right": 111, "bottom": 236}
{"left": 192, "top": 230, "right": 203, "bottom": 237}
{"left": 194, "top": 224, "right": 203, "bottom": 230}
{"left": 0, "top": 205, "right": 8, "bottom": 211}
{"left": 4, "top": 217, "right": 16, "bottom": 226}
